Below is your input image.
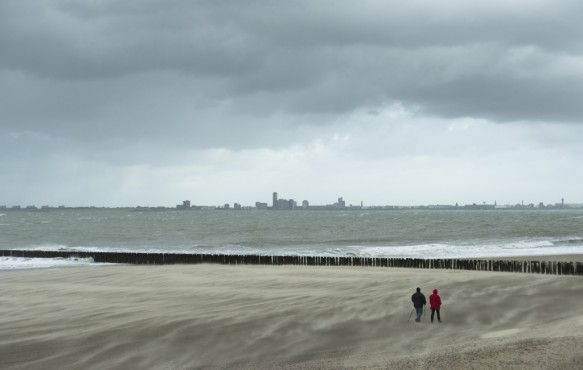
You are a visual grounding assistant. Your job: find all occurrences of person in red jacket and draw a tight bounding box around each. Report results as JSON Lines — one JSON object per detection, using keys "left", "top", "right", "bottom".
{"left": 429, "top": 288, "right": 442, "bottom": 323}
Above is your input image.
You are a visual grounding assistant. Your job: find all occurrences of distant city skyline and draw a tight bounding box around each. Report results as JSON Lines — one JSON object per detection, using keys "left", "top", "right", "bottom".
{"left": 3, "top": 193, "right": 579, "bottom": 211}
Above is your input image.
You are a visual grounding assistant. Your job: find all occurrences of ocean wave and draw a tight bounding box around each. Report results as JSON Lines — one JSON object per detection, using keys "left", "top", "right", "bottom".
{"left": 552, "top": 237, "right": 583, "bottom": 245}
{"left": 6, "top": 238, "right": 583, "bottom": 261}
{"left": 0, "top": 256, "right": 100, "bottom": 270}
{"left": 4, "top": 235, "right": 583, "bottom": 265}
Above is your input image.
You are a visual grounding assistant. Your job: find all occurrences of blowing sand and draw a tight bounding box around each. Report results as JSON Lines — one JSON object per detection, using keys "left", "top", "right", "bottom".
{"left": 1, "top": 261, "right": 583, "bottom": 369}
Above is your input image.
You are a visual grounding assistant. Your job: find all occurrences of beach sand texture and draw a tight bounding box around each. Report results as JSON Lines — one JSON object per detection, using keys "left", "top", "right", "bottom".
{"left": 1, "top": 263, "right": 582, "bottom": 369}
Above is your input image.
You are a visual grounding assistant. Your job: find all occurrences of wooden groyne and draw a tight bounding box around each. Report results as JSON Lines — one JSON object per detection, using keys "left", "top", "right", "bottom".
{"left": 1, "top": 250, "right": 582, "bottom": 276}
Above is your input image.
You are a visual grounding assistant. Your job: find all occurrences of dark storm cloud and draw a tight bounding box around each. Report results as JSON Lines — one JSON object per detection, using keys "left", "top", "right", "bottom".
{"left": 1, "top": 0, "right": 583, "bottom": 149}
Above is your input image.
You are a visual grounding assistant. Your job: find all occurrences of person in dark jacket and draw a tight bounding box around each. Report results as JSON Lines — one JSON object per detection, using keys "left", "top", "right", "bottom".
{"left": 411, "top": 287, "right": 426, "bottom": 322}
{"left": 429, "top": 288, "right": 442, "bottom": 323}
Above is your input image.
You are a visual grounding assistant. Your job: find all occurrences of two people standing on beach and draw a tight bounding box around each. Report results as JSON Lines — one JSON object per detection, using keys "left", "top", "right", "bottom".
{"left": 411, "top": 287, "right": 442, "bottom": 323}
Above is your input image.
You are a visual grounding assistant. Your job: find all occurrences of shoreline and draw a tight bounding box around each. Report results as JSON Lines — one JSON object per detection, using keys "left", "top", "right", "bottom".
{"left": 465, "top": 253, "right": 583, "bottom": 262}
{"left": 1, "top": 261, "right": 583, "bottom": 369}
{"left": 2, "top": 249, "right": 583, "bottom": 263}
{"left": 1, "top": 252, "right": 583, "bottom": 277}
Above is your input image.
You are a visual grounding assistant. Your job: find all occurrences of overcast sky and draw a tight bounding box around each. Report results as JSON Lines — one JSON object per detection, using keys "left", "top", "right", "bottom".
{"left": 1, "top": 0, "right": 582, "bottom": 207}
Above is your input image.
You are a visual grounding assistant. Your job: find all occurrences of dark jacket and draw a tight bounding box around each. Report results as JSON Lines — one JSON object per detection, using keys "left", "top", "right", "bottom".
{"left": 411, "top": 291, "right": 426, "bottom": 308}
{"left": 429, "top": 289, "right": 441, "bottom": 309}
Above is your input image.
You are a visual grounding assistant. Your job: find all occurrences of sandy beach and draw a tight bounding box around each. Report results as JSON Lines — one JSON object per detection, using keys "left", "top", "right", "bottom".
{"left": 1, "top": 259, "right": 583, "bottom": 369}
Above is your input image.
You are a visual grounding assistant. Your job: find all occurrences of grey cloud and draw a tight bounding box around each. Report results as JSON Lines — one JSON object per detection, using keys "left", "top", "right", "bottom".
{"left": 2, "top": 0, "right": 583, "bottom": 154}
{"left": 0, "top": 1, "right": 265, "bottom": 80}
{"left": 7, "top": 1, "right": 582, "bottom": 79}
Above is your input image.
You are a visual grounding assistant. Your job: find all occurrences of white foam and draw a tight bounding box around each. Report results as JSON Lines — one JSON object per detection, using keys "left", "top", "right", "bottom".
{"left": 0, "top": 256, "right": 100, "bottom": 270}
{"left": 340, "top": 242, "right": 583, "bottom": 259}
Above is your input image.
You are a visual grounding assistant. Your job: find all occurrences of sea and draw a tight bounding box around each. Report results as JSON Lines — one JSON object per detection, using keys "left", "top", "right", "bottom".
{"left": 1, "top": 208, "right": 583, "bottom": 270}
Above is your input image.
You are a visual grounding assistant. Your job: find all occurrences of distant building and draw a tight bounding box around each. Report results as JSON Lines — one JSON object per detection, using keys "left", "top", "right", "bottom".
{"left": 234, "top": 203, "right": 242, "bottom": 210}
{"left": 255, "top": 202, "right": 268, "bottom": 210}
{"left": 267, "top": 192, "right": 356, "bottom": 210}
{"left": 276, "top": 197, "right": 296, "bottom": 210}
{"left": 277, "top": 198, "right": 288, "bottom": 210}
{"left": 176, "top": 200, "right": 191, "bottom": 210}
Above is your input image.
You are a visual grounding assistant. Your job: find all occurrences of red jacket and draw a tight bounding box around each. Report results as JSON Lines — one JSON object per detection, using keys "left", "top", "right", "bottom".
{"left": 429, "top": 289, "right": 441, "bottom": 309}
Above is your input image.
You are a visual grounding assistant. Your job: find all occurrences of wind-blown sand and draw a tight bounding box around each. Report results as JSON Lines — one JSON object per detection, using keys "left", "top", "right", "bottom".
{"left": 1, "top": 261, "right": 583, "bottom": 369}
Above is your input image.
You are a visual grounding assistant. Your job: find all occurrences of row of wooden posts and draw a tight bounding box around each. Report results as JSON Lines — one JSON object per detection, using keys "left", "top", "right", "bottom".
{"left": 1, "top": 249, "right": 582, "bottom": 276}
